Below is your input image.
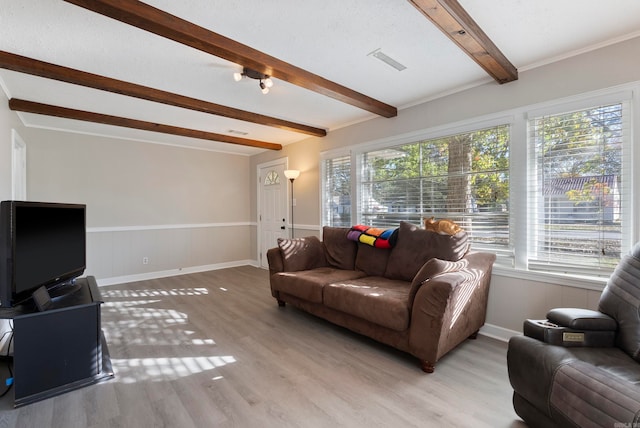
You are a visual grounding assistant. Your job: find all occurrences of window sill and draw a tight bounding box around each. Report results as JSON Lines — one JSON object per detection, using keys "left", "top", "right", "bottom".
{"left": 491, "top": 264, "right": 608, "bottom": 291}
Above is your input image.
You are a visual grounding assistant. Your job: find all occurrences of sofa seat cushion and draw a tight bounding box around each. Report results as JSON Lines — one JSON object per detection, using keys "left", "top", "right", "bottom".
{"left": 323, "top": 277, "right": 411, "bottom": 331}
{"left": 271, "top": 268, "right": 366, "bottom": 303}
{"left": 567, "top": 347, "right": 640, "bottom": 384}
{"left": 508, "top": 335, "right": 640, "bottom": 424}
{"left": 550, "top": 360, "right": 640, "bottom": 427}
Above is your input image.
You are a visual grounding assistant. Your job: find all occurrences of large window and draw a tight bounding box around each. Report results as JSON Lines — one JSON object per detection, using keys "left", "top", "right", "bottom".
{"left": 360, "top": 125, "right": 510, "bottom": 254}
{"left": 320, "top": 88, "right": 636, "bottom": 281}
{"left": 528, "top": 101, "right": 630, "bottom": 274}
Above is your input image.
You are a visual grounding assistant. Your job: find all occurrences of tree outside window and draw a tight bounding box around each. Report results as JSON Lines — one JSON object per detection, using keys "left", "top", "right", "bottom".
{"left": 360, "top": 125, "right": 510, "bottom": 251}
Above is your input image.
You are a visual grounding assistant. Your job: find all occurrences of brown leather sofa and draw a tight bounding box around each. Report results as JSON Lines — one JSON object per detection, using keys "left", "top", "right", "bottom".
{"left": 267, "top": 221, "right": 496, "bottom": 372}
{"left": 508, "top": 242, "right": 640, "bottom": 427}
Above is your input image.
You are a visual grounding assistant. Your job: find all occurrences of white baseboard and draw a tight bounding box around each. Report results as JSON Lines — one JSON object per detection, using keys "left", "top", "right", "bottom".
{"left": 479, "top": 323, "right": 521, "bottom": 342}
{"left": 95, "top": 259, "right": 256, "bottom": 286}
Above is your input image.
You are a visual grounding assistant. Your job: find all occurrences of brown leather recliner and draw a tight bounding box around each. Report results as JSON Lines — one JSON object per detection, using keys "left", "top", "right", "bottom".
{"left": 507, "top": 242, "right": 640, "bottom": 427}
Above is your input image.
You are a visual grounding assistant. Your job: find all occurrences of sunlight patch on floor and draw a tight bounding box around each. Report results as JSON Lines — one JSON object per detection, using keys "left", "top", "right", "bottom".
{"left": 111, "top": 355, "right": 236, "bottom": 383}
{"left": 100, "top": 288, "right": 209, "bottom": 298}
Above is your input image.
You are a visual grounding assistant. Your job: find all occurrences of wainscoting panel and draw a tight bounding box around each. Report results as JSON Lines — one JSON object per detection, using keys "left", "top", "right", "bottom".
{"left": 86, "top": 223, "right": 252, "bottom": 284}
{"left": 486, "top": 273, "right": 603, "bottom": 333}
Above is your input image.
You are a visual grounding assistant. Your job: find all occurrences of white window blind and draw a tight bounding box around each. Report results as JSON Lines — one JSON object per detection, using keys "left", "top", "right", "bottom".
{"left": 528, "top": 101, "right": 630, "bottom": 275}
{"left": 359, "top": 125, "right": 511, "bottom": 257}
{"left": 322, "top": 155, "right": 351, "bottom": 227}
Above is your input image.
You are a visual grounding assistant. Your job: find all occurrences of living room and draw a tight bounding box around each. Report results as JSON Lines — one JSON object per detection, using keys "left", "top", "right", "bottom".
{"left": 1, "top": 1, "right": 640, "bottom": 426}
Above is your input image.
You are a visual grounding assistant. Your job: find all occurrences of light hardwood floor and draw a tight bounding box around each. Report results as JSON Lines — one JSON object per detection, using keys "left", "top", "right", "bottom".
{"left": 0, "top": 266, "right": 526, "bottom": 427}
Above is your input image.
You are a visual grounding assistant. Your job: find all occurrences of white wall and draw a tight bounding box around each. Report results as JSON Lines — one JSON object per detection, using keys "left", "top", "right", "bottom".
{"left": 0, "top": 89, "right": 25, "bottom": 200}
{"left": 250, "top": 36, "right": 640, "bottom": 338}
{"left": 16, "top": 127, "right": 253, "bottom": 284}
{"left": 22, "top": 128, "right": 250, "bottom": 227}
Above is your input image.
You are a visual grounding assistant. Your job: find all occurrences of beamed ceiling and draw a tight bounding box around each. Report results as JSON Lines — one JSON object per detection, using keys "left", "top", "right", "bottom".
{"left": 1, "top": 0, "right": 640, "bottom": 155}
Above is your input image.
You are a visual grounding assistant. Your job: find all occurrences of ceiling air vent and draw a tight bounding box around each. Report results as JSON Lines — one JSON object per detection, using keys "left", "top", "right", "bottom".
{"left": 368, "top": 48, "right": 407, "bottom": 71}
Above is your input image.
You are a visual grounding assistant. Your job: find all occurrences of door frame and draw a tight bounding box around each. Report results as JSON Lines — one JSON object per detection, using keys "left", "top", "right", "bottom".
{"left": 256, "top": 157, "right": 289, "bottom": 268}
{"left": 11, "top": 129, "right": 27, "bottom": 200}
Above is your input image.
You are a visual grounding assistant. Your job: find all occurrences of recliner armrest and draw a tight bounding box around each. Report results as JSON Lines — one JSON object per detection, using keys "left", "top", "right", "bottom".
{"left": 547, "top": 308, "right": 617, "bottom": 331}
{"left": 524, "top": 308, "right": 617, "bottom": 348}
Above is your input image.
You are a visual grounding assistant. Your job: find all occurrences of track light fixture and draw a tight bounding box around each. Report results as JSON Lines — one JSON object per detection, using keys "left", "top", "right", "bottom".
{"left": 233, "top": 67, "right": 274, "bottom": 94}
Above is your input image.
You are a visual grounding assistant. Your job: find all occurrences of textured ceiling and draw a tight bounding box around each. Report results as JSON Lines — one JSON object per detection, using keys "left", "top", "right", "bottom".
{"left": 1, "top": 0, "right": 639, "bottom": 155}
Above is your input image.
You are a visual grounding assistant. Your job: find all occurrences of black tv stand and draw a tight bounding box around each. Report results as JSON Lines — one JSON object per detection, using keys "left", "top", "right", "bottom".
{"left": 0, "top": 276, "right": 114, "bottom": 407}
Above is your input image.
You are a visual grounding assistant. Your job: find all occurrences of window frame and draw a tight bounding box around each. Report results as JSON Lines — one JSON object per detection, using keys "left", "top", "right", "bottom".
{"left": 525, "top": 92, "right": 633, "bottom": 277}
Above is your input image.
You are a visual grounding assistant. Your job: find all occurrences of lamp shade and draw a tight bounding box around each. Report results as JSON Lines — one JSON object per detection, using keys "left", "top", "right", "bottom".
{"left": 284, "top": 170, "right": 300, "bottom": 180}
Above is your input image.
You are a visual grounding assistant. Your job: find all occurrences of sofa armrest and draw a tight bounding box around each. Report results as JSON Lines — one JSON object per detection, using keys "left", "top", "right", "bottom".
{"left": 409, "top": 257, "right": 467, "bottom": 303}
{"left": 408, "top": 251, "right": 496, "bottom": 366}
{"left": 267, "top": 247, "right": 284, "bottom": 275}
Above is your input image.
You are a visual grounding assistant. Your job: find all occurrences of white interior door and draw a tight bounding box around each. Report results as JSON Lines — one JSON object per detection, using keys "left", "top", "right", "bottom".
{"left": 258, "top": 162, "right": 288, "bottom": 268}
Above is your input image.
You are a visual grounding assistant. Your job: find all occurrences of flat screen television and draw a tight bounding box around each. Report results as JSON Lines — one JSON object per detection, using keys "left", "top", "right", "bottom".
{"left": 0, "top": 201, "right": 86, "bottom": 307}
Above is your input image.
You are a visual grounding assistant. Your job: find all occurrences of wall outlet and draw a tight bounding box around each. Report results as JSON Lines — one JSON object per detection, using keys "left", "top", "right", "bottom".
{"left": 142, "top": 257, "right": 149, "bottom": 265}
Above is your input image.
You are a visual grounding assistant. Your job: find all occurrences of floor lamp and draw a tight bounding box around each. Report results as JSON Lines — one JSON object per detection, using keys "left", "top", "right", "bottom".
{"left": 284, "top": 169, "right": 300, "bottom": 238}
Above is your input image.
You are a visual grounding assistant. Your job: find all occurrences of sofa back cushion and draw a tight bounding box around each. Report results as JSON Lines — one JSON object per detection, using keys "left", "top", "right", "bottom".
{"left": 384, "top": 221, "right": 469, "bottom": 282}
{"left": 355, "top": 244, "right": 390, "bottom": 276}
{"left": 278, "top": 236, "right": 327, "bottom": 272}
{"left": 322, "top": 227, "right": 358, "bottom": 270}
{"left": 598, "top": 241, "right": 640, "bottom": 361}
